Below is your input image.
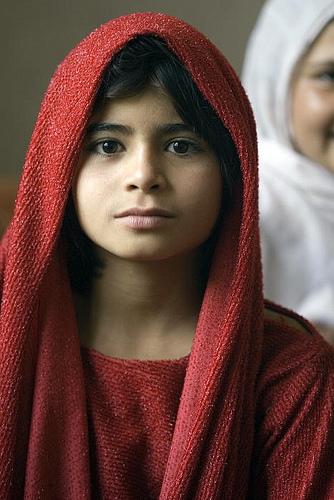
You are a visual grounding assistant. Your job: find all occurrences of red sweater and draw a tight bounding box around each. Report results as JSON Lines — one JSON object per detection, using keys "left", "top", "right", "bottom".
{"left": 82, "top": 349, "right": 188, "bottom": 498}
{"left": 82, "top": 309, "right": 334, "bottom": 499}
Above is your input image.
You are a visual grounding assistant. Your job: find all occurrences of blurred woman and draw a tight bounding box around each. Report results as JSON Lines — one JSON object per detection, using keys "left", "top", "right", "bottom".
{"left": 242, "top": 0, "right": 334, "bottom": 344}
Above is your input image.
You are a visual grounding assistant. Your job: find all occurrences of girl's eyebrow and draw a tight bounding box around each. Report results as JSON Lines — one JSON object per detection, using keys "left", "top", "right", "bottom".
{"left": 156, "top": 123, "right": 194, "bottom": 134}
{"left": 86, "top": 122, "right": 196, "bottom": 136}
{"left": 86, "top": 123, "right": 130, "bottom": 135}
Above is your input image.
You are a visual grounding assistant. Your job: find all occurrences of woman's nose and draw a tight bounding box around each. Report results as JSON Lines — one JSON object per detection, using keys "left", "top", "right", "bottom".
{"left": 125, "top": 147, "right": 167, "bottom": 192}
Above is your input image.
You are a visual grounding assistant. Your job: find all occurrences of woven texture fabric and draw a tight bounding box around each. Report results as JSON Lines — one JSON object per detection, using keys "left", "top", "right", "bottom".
{"left": 81, "top": 348, "right": 188, "bottom": 498}
{"left": 0, "top": 12, "right": 334, "bottom": 499}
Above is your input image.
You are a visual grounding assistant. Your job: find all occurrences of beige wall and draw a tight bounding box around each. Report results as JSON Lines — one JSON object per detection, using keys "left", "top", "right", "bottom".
{"left": 1, "top": 0, "right": 265, "bottom": 177}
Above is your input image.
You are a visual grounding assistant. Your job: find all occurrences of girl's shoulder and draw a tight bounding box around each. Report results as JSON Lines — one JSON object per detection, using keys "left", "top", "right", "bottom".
{"left": 261, "top": 300, "right": 334, "bottom": 375}
{"left": 258, "top": 300, "right": 334, "bottom": 426}
{"left": 251, "top": 302, "right": 334, "bottom": 497}
{"left": 259, "top": 300, "right": 334, "bottom": 422}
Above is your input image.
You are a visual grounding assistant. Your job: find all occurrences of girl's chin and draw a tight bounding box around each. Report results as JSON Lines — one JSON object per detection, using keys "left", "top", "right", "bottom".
{"left": 95, "top": 245, "right": 200, "bottom": 265}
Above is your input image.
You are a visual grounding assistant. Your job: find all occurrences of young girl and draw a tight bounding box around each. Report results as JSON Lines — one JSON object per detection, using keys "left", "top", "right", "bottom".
{"left": 1, "top": 12, "right": 333, "bottom": 499}
{"left": 242, "top": 0, "right": 334, "bottom": 344}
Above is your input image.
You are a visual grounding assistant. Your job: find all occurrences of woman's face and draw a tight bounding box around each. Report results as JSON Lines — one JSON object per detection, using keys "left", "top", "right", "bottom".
{"left": 291, "top": 21, "right": 334, "bottom": 172}
{"left": 72, "top": 87, "right": 222, "bottom": 263}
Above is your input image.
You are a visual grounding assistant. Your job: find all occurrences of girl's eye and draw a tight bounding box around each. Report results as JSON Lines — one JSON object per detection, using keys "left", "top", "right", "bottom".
{"left": 167, "top": 140, "right": 201, "bottom": 155}
{"left": 91, "top": 140, "right": 123, "bottom": 155}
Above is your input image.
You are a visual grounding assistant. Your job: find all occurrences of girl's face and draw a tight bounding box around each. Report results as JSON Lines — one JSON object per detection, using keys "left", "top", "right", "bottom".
{"left": 291, "top": 21, "right": 334, "bottom": 173}
{"left": 72, "top": 87, "right": 222, "bottom": 263}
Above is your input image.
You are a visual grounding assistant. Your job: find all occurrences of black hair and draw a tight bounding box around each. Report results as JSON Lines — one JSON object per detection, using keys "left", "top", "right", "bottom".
{"left": 63, "top": 35, "right": 240, "bottom": 294}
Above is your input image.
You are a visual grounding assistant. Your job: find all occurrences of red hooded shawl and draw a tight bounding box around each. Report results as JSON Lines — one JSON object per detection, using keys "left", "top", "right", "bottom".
{"left": 1, "top": 12, "right": 334, "bottom": 499}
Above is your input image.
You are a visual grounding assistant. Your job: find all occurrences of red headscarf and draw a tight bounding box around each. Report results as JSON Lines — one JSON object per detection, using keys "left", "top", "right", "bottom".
{"left": 0, "top": 13, "right": 262, "bottom": 497}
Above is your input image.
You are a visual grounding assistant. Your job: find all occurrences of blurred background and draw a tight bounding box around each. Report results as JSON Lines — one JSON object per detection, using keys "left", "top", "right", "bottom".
{"left": 0, "top": 0, "right": 265, "bottom": 230}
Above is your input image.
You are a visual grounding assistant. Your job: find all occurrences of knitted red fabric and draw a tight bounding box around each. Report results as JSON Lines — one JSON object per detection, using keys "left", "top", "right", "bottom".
{"left": 82, "top": 314, "right": 334, "bottom": 500}
{"left": 0, "top": 12, "right": 333, "bottom": 499}
{"left": 81, "top": 348, "right": 188, "bottom": 497}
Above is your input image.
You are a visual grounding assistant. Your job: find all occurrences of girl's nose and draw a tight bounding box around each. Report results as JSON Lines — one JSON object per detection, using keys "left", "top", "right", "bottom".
{"left": 125, "top": 148, "right": 167, "bottom": 192}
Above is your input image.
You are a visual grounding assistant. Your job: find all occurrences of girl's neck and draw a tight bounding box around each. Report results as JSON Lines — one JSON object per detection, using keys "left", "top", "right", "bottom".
{"left": 75, "top": 250, "right": 207, "bottom": 360}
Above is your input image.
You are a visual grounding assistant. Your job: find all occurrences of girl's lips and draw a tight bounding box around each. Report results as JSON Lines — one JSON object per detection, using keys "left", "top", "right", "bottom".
{"left": 117, "top": 214, "right": 171, "bottom": 229}
{"left": 115, "top": 207, "right": 175, "bottom": 217}
{"left": 115, "top": 208, "right": 175, "bottom": 229}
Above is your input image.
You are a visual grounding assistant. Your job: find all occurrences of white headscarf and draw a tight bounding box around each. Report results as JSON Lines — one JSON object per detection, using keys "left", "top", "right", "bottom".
{"left": 242, "top": 0, "right": 334, "bottom": 327}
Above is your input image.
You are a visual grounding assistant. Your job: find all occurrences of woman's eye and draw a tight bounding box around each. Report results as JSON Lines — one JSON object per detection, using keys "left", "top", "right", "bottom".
{"left": 167, "top": 140, "right": 201, "bottom": 155}
{"left": 317, "top": 71, "right": 334, "bottom": 83}
{"left": 91, "top": 140, "right": 122, "bottom": 155}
